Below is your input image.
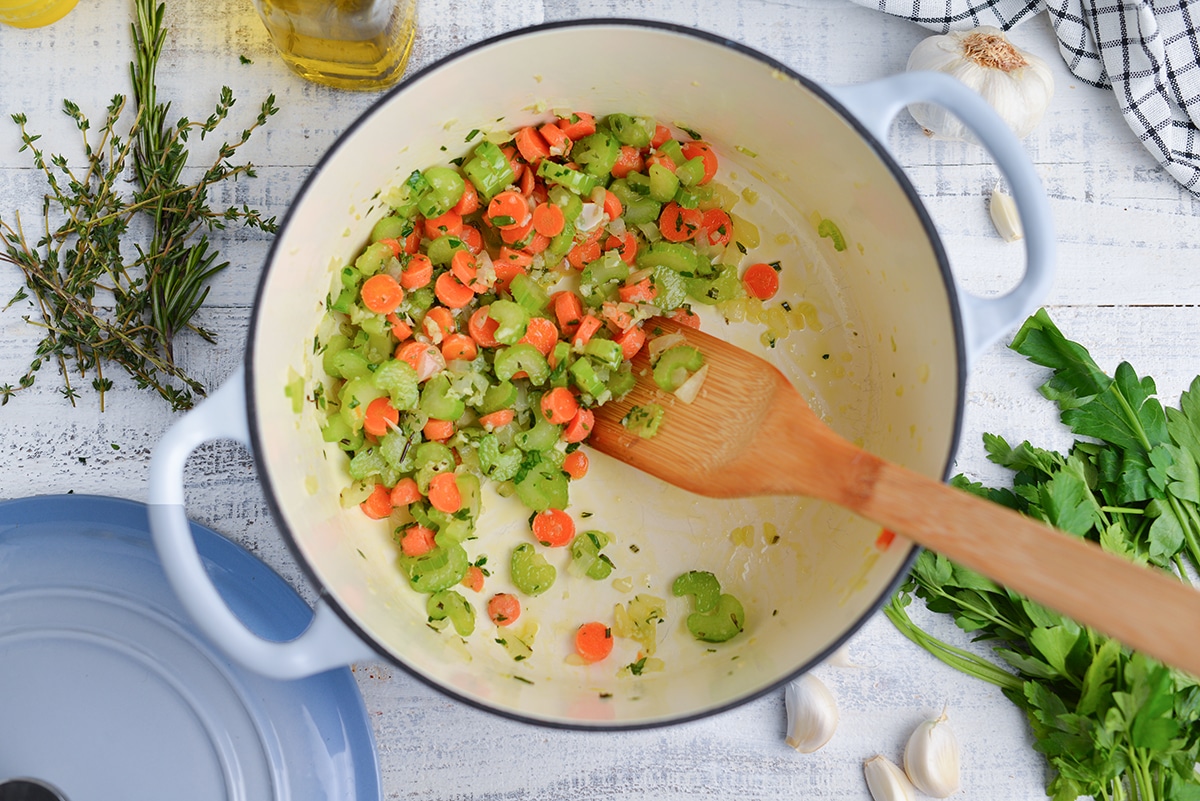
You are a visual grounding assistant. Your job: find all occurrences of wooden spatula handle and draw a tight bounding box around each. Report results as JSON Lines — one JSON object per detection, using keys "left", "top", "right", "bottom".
{"left": 863, "top": 460, "right": 1200, "bottom": 676}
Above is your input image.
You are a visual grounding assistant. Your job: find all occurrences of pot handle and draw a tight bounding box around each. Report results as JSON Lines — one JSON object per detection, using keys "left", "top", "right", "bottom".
{"left": 827, "top": 71, "right": 1055, "bottom": 360}
{"left": 148, "top": 366, "right": 377, "bottom": 679}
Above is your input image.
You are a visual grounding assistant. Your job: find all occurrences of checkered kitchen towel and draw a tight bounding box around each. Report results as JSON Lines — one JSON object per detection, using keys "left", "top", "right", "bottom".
{"left": 847, "top": 0, "right": 1200, "bottom": 194}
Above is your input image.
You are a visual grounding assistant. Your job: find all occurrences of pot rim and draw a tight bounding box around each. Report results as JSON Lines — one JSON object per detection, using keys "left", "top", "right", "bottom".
{"left": 244, "top": 17, "right": 963, "bottom": 731}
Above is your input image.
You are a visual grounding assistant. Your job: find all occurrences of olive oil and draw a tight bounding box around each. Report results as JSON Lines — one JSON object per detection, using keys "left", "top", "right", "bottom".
{"left": 252, "top": 0, "right": 417, "bottom": 91}
{"left": 0, "top": 0, "right": 79, "bottom": 28}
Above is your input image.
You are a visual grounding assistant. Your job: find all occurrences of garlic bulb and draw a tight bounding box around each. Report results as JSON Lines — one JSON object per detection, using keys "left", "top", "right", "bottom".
{"left": 988, "top": 184, "right": 1024, "bottom": 242}
{"left": 864, "top": 755, "right": 916, "bottom": 801}
{"left": 784, "top": 672, "right": 838, "bottom": 752}
{"left": 907, "top": 26, "right": 1054, "bottom": 142}
{"left": 903, "top": 710, "right": 961, "bottom": 797}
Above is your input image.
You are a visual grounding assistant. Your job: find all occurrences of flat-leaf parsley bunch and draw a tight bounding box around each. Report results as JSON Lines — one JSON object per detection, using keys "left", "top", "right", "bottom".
{"left": 0, "top": 0, "right": 277, "bottom": 411}
{"left": 887, "top": 308, "right": 1200, "bottom": 801}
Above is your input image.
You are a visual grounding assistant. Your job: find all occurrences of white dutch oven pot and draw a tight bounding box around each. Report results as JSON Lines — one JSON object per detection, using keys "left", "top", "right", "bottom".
{"left": 149, "top": 21, "right": 1053, "bottom": 729}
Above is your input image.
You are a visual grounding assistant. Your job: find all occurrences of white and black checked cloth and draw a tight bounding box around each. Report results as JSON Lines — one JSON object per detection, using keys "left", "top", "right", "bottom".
{"left": 847, "top": 0, "right": 1200, "bottom": 194}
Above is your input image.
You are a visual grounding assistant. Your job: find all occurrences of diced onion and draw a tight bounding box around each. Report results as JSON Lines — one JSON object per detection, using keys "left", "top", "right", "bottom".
{"left": 625, "top": 267, "right": 653, "bottom": 285}
{"left": 576, "top": 202, "right": 605, "bottom": 233}
{"left": 647, "top": 332, "right": 687, "bottom": 362}
{"left": 415, "top": 347, "right": 446, "bottom": 382}
{"left": 672, "top": 363, "right": 709, "bottom": 404}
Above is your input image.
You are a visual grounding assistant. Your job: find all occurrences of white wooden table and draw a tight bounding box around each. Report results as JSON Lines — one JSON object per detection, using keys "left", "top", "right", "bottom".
{"left": 3, "top": 1, "right": 1198, "bottom": 799}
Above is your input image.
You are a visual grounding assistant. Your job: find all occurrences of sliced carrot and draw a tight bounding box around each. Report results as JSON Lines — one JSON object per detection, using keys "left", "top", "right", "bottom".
{"left": 487, "top": 593, "right": 521, "bottom": 626}
{"left": 539, "top": 122, "right": 571, "bottom": 157}
{"left": 699, "top": 208, "right": 732, "bottom": 247}
{"left": 395, "top": 340, "right": 441, "bottom": 376}
{"left": 363, "top": 396, "right": 399, "bottom": 438}
{"left": 424, "top": 209, "right": 463, "bottom": 239}
{"left": 557, "top": 111, "right": 596, "bottom": 141}
{"left": 610, "top": 145, "right": 644, "bottom": 179}
{"left": 500, "top": 145, "right": 524, "bottom": 182}
{"left": 540, "top": 386, "right": 580, "bottom": 425}
{"left": 493, "top": 253, "right": 530, "bottom": 294}
{"left": 617, "top": 277, "right": 656, "bottom": 304}
{"left": 422, "top": 305, "right": 456, "bottom": 339}
{"left": 532, "top": 507, "right": 575, "bottom": 547}
{"left": 562, "top": 450, "right": 589, "bottom": 480}
{"left": 386, "top": 312, "right": 413, "bottom": 342}
{"left": 389, "top": 477, "right": 422, "bottom": 507}
{"left": 461, "top": 565, "right": 485, "bottom": 593}
{"left": 360, "top": 273, "right": 405, "bottom": 315}
{"left": 574, "top": 621, "right": 614, "bottom": 662}
{"left": 875, "top": 528, "right": 897, "bottom": 552}
{"left": 645, "top": 153, "right": 676, "bottom": 173}
{"left": 401, "top": 253, "right": 434, "bottom": 289}
{"left": 668, "top": 307, "right": 702, "bottom": 329}
{"left": 468, "top": 305, "right": 502, "bottom": 348}
{"left": 360, "top": 483, "right": 392, "bottom": 520}
{"left": 659, "top": 201, "right": 702, "bottom": 243}
{"left": 452, "top": 180, "right": 479, "bottom": 216}
{"left": 377, "top": 237, "right": 404, "bottom": 258}
{"left": 553, "top": 291, "right": 584, "bottom": 336}
{"left": 563, "top": 407, "right": 595, "bottom": 443}
{"left": 651, "top": 123, "right": 672, "bottom": 148}
{"left": 613, "top": 324, "right": 646, "bottom": 360}
{"left": 518, "top": 316, "right": 559, "bottom": 356}
{"left": 435, "top": 271, "right": 475, "bottom": 309}
{"left": 478, "top": 408, "right": 515, "bottom": 430}
{"left": 571, "top": 314, "right": 602, "bottom": 347}
{"left": 518, "top": 165, "right": 536, "bottom": 197}
{"left": 402, "top": 223, "right": 422, "bottom": 254}
{"left": 441, "top": 332, "right": 478, "bottom": 362}
{"left": 513, "top": 125, "right": 551, "bottom": 166}
{"left": 487, "top": 190, "right": 530, "bottom": 229}
{"left": 604, "top": 232, "right": 638, "bottom": 265}
{"left": 427, "top": 471, "right": 462, "bottom": 514}
{"left": 742, "top": 262, "right": 780, "bottom": 300}
{"left": 499, "top": 215, "right": 535, "bottom": 246}
{"left": 450, "top": 249, "right": 479, "bottom": 289}
{"left": 681, "top": 140, "right": 718, "bottom": 184}
{"left": 400, "top": 524, "right": 436, "bottom": 557}
{"left": 459, "top": 223, "right": 484, "bottom": 254}
{"left": 423, "top": 418, "right": 456, "bottom": 443}
{"left": 567, "top": 237, "right": 602, "bottom": 271}
{"left": 522, "top": 232, "right": 551, "bottom": 255}
{"left": 602, "top": 190, "right": 622, "bottom": 222}
{"left": 531, "top": 202, "right": 565, "bottom": 238}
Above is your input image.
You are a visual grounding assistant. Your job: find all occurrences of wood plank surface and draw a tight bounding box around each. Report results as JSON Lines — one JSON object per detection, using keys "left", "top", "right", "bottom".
{"left": 3, "top": 1, "right": 1198, "bottom": 798}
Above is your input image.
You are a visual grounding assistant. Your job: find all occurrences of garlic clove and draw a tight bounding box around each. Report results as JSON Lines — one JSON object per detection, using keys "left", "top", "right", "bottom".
{"left": 784, "top": 672, "right": 838, "bottom": 752}
{"left": 903, "top": 710, "right": 961, "bottom": 797}
{"left": 864, "top": 754, "right": 916, "bottom": 801}
{"left": 988, "top": 184, "right": 1024, "bottom": 242}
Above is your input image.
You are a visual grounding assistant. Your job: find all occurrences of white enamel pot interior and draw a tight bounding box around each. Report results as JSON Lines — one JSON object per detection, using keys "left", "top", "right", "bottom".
{"left": 149, "top": 20, "right": 1053, "bottom": 729}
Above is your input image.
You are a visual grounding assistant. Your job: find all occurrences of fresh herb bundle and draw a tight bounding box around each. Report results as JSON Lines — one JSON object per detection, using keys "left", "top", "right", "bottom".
{"left": 887, "top": 308, "right": 1200, "bottom": 801}
{"left": 0, "top": 0, "right": 278, "bottom": 411}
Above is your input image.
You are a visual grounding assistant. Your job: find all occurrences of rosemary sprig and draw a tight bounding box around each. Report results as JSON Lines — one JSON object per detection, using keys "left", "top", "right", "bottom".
{"left": 0, "top": 0, "right": 278, "bottom": 411}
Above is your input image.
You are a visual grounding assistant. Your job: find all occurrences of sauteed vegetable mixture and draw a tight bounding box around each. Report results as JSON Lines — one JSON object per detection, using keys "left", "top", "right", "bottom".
{"left": 317, "top": 111, "right": 776, "bottom": 663}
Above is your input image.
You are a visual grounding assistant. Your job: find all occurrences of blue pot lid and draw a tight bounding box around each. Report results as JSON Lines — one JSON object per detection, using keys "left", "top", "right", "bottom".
{"left": 0, "top": 495, "right": 380, "bottom": 801}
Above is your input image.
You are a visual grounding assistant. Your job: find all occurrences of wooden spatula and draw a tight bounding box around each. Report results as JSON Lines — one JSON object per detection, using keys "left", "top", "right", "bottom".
{"left": 590, "top": 316, "right": 1200, "bottom": 676}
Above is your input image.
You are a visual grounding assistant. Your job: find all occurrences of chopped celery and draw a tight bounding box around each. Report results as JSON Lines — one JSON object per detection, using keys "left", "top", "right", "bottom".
{"left": 537, "top": 160, "right": 598, "bottom": 196}
{"left": 488, "top": 299, "right": 530, "bottom": 344}
{"left": 570, "top": 530, "right": 615, "bottom": 580}
{"left": 607, "top": 114, "right": 655, "bottom": 148}
{"left": 514, "top": 453, "right": 569, "bottom": 511}
{"left": 463, "top": 141, "right": 514, "bottom": 201}
{"left": 648, "top": 163, "right": 680, "bottom": 203}
{"left": 354, "top": 241, "right": 393, "bottom": 276}
{"left": 427, "top": 589, "right": 475, "bottom": 636}
{"left": 401, "top": 541, "right": 469, "bottom": 593}
{"left": 569, "top": 357, "right": 607, "bottom": 398}
{"left": 426, "top": 234, "right": 467, "bottom": 266}
{"left": 510, "top": 543, "right": 556, "bottom": 596}
{"left": 675, "top": 156, "right": 707, "bottom": 188}
{"left": 672, "top": 570, "right": 721, "bottom": 613}
{"left": 509, "top": 272, "right": 549, "bottom": 314}
{"left": 372, "top": 358, "right": 419, "bottom": 409}
{"left": 370, "top": 214, "right": 414, "bottom": 243}
{"left": 479, "top": 380, "right": 517, "bottom": 414}
{"left": 418, "top": 374, "right": 466, "bottom": 422}
{"left": 686, "top": 594, "right": 746, "bottom": 643}
{"left": 622, "top": 403, "right": 664, "bottom": 439}
{"left": 494, "top": 344, "right": 550, "bottom": 385}
{"left": 417, "top": 166, "right": 466, "bottom": 219}
{"left": 571, "top": 132, "right": 620, "bottom": 177}
{"left": 653, "top": 345, "right": 704, "bottom": 392}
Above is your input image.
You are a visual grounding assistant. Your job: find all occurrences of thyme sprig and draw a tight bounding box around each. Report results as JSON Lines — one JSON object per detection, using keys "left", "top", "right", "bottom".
{"left": 0, "top": 0, "right": 278, "bottom": 411}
